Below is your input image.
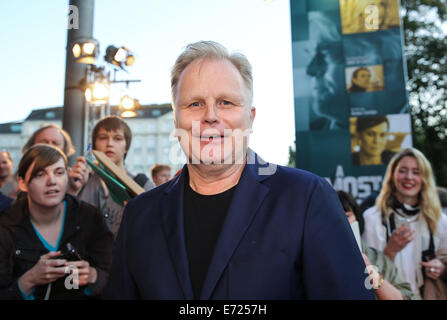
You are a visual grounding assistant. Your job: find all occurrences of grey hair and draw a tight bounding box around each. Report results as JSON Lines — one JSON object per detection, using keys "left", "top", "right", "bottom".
{"left": 171, "top": 40, "right": 253, "bottom": 106}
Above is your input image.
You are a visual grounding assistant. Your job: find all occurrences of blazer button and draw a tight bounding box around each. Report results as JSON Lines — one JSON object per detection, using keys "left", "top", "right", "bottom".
{"left": 15, "top": 249, "right": 21, "bottom": 255}
{"left": 76, "top": 226, "right": 80, "bottom": 230}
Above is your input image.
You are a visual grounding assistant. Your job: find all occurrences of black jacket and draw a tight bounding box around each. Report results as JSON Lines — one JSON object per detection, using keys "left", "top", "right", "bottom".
{"left": 0, "top": 192, "right": 12, "bottom": 212}
{"left": 0, "top": 194, "right": 114, "bottom": 300}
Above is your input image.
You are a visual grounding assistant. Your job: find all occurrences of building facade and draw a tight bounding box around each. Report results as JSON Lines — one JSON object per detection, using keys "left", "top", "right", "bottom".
{"left": 0, "top": 122, "right": 22, "bottom": 170}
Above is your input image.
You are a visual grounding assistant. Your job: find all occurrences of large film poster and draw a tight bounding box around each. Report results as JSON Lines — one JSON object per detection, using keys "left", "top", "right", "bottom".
{"left": 290, "top": 0, "right": 412, "bottom": 202}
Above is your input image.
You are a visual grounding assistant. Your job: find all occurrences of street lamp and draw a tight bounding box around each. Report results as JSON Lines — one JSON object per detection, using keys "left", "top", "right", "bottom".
{"left": 104, "top": 45, "right": 135, "bottom": 69}
{"left": 119, "top": 94, "right": 141, "bottom": 118}
{"left": 71, "top": 39, "right": 141, "bottom": 122}
{"left": 70, "top": 32, "right": 141, "bottom": 154}
{"left": 72, "top": 38, "right": 99, "bottom": 64}
{"left": 85, "top": 79, "right": 110, "bottom": 105}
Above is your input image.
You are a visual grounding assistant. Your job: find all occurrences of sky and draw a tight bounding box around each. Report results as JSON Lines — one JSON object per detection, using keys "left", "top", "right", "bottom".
{"left": 0, "top": 0, "right": 295, "bottom": 166}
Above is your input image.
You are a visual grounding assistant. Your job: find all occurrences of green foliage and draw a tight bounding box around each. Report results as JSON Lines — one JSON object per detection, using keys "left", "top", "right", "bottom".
{"left": 401, "top": 0, "right": 447, "bottom": 186}
{"left": 287, "top": 142, "right": 296, "bottom": 168}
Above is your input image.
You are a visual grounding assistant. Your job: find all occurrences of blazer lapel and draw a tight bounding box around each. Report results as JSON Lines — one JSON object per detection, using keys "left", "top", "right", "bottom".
{"left": 200, "top": 159, "right": 270, "bottom": 299}
{"left": 160, "top": 166, "right": 194, "bottom": 300}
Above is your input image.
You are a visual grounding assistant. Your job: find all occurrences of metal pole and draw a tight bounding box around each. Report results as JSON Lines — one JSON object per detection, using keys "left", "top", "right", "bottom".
{"left": 62, "top": 0, "right": 95, "bottom": 165}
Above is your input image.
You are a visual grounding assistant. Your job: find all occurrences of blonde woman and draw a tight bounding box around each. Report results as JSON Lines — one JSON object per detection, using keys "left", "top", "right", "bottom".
{"left": 363, "top": 148, "right": 447, "bottom": 299}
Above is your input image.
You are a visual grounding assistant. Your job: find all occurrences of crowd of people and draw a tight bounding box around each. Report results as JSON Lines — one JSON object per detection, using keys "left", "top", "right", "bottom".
{"left": 0, "top": 118, "right": 172, "bottom": 299}
{"left": 0, "top": 40, "right": 446, "bottom": 300}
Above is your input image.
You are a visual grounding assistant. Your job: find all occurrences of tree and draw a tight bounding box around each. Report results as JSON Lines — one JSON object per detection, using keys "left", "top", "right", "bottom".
{"left": 287, "top": 142, "right": 296, "bottom": 168}
{"left": 401, "top": 0, "right": 447, "bottom": 186}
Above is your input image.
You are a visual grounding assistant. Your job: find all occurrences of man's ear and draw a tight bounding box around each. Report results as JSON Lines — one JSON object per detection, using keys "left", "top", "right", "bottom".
{"left": 173, "top": 107, "right": 178, "bottom": 128}
{"left": 18, "top": 177, "right": 28, "bottom": 193}
{"left": 250, "top": 106, "right": 256, "bottom": 124}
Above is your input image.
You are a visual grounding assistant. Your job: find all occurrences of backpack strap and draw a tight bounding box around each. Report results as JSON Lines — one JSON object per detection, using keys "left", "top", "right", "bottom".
{"left": 420, "top": 228, "right": 435, "bottom": 298}
{"left": 422, "top": 231, "right": 435, "bottom": 261}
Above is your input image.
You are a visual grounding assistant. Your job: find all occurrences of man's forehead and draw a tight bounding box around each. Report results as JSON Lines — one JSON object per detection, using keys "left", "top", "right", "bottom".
{"left": 176, "top": 62, "right": 249, "bottom": 101}
{"left": 180, "top": 58, "right": 242, "bottom": 84}
{"left": 98, "top": 127, "right": 124, "bottom": 135}
{"left": 316, "top": 41, "right": 343, "bottom": 53}
{"left": 37, "top": 127, "right": 63, "bottom": 139}
{"left": 304, "top": 41, "right": 342, "bottom": 59}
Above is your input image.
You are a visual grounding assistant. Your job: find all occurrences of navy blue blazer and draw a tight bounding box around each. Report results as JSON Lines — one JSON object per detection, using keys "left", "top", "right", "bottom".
{"left": 105, "top": 154, "right": 375, "bottom": 300}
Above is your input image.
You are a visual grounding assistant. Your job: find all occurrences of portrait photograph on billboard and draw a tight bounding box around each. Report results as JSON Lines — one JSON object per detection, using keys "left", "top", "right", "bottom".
{"left": 345, "top": 65, "right": 384, "bottom": 93}
{"left": 290, "top": 0, "right": 411, "bottom": 200}
{"left": 350, "top": 113, "right": 412, "bottom": 166}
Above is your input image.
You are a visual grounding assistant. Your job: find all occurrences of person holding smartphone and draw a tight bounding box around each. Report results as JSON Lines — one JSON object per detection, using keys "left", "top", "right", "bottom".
{"left": 363, "top": 148, "right": 447, "bottom": 299}
{"left": 0, "top": 144, "right": 113, "bottom": 300}
{"left": 337, "top": 190, "right": 417, "bottom": 300}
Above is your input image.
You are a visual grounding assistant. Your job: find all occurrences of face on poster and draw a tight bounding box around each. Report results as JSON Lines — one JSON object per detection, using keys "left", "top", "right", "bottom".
{"left": 345, "top": 65, "right": 384, "bottom": 93}
{"left": 350, "top": 113, "right": 412, "bottom": 167}
{"left": 291, "top": 0, "right": 411, "bottom": 201}
{"left": 292, "top": 0, "right": 407, "bottom": 131}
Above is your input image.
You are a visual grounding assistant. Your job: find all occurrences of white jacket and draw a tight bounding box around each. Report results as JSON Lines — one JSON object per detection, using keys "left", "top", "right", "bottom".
{"left": 362, "top": 205, "right": 447, "bottom": 298}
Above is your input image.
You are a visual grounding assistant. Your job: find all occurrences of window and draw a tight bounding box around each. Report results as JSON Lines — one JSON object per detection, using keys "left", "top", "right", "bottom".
{"left": 146, "top": 122, "right": 156, "bottom": 132}
{"left": 147, "top": 154, "right": 155, "bottom": 164}
{"left": 133, "top": 137, "right": 142, "bottom": 148}
{"left": 45, "top": 111, "right": 56, "bottom": 119}
{"left": 147, "top": 136, "right": 156, "bottom": 148}
{"left": 134, "top": 123, "right": 142, "bottom": 133}
{"left": 133, "top": 155, "right": 142, "bottom": 166}
{"left": 162, "top": 121, "right": 173, "bottom": 132}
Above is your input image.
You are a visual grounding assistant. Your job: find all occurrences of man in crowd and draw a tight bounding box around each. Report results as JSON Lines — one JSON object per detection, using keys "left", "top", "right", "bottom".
{"left": 69, "top": 116, "right": 154, "bottom": 237}
{"left": 0, "top": 151, "right": 17, "bottom": 198}
{"left": 105, "top": 41, "right": 374, "bottom": 300}
{"left": 151, "top": 164, "right": 172, "bottom": 187}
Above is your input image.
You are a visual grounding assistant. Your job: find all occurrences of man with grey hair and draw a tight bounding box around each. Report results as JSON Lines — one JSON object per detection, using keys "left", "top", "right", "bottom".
{"left": 105, "top": 41, "right": 374, "bottom": 300}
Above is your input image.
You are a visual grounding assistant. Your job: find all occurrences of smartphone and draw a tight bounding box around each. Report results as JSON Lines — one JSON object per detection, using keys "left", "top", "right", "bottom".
{"left": 49, "top": 243, "right": 82, "bottom": 262}
{"left": 395, "top": 219, "right": 411, "bottom": 235}
{"left": 64, "top": 243, "right": 83, "bottom": 261}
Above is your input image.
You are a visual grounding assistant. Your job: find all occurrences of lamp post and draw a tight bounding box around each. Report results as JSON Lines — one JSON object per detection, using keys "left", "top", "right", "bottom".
{"left": 62, "top": 0, "right": 95, "bottom": 165}
{"left": 65, "top": 0, "right": 140, "bottom": 153}
{"left": 75, "top": 49, "right": 141, "bottom": 148}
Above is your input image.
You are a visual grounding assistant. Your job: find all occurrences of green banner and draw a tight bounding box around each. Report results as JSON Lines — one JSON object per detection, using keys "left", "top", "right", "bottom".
{"left": 290, "top": 0, "right": 412, "bottom": 202}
